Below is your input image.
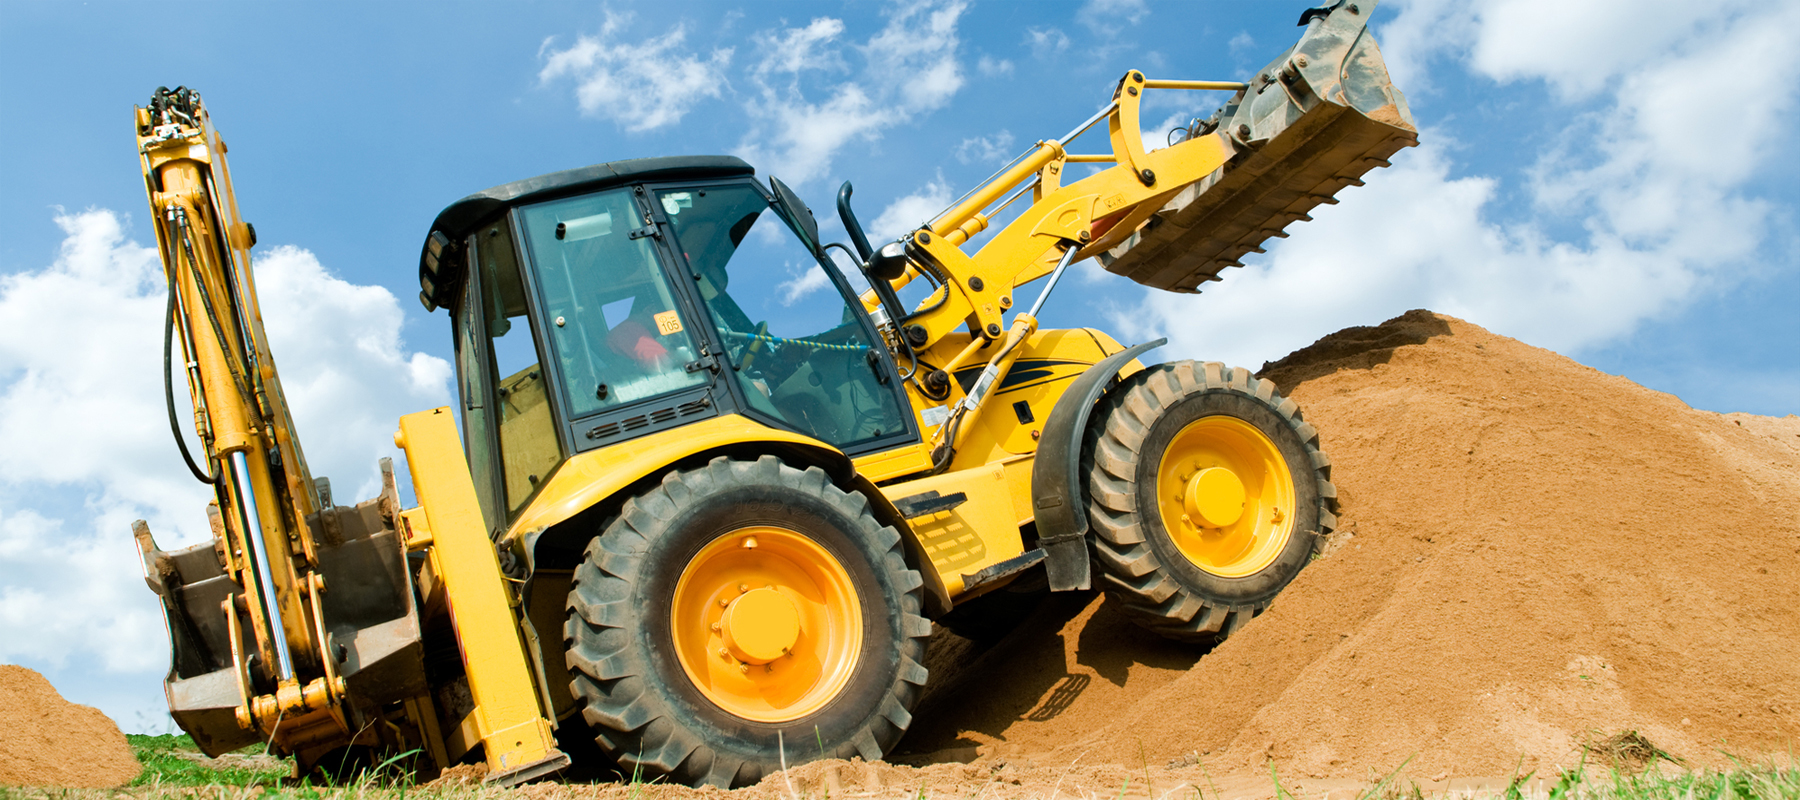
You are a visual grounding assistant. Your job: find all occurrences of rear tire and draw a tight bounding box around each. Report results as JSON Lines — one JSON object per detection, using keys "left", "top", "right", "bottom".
{"left": 1084, "top": 361, "right": 1336, "bottom": 643}
{"left": 564, "top": 455, "right": 929, "bottom": 788}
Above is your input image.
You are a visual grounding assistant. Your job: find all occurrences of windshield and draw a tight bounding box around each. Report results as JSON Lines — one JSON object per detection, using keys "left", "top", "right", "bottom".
{"left": 518, "top": 189, "right": 708, "bottom": 420}
{"left": 659, "top": 184, "right": 908, "bottom": 451}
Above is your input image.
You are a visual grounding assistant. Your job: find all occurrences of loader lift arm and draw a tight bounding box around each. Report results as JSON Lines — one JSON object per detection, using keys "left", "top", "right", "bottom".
{"left": 848, "top": 0, "right": 1414, "bottom": 475}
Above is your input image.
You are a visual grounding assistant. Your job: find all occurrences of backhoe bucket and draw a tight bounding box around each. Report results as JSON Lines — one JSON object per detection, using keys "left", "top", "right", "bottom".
{"left": 134, "top": 463, "right": 427, "bottom": 758}
{"left": 1100, "top": 0, "right": 1417, "bottom": 292}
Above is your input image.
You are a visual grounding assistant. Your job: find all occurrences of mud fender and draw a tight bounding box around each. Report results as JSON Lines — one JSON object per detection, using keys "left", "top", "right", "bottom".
{"left": 1031, "top": 338, "right": 1167, "bottom": 591}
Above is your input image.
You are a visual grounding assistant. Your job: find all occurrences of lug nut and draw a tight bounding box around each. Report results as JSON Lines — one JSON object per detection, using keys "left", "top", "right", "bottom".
{"left": 738, "top": 583, "right": 749, "bottom": 593}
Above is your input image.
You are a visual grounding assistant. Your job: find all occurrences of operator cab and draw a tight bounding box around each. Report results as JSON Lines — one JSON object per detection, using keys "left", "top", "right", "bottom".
{"left": 418, "top": 156, "right": 916, "bottom": 532}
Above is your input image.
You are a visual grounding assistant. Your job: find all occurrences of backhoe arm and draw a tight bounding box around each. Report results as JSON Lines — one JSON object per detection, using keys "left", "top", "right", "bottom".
{"left": 136, "top": 87, "right": 328, "bottom": 699}
{"left": 132, "top": 88, "right": 565, "bottom": 784}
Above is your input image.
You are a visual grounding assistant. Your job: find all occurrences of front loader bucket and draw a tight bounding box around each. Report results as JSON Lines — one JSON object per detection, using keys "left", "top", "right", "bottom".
{"left": 1100, "top": 0, "right": 1418, "bottom": 293}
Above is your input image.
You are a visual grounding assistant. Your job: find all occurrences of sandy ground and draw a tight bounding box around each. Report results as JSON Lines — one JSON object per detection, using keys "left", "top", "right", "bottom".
{"left": 447, "top": 310, "right": 1800, "bottom": 797}
{"left": 10, "top": 310, "right": 1797, "bottom": 797}
{"left": 0, "top": 664, "right": 141, "bottom": 787}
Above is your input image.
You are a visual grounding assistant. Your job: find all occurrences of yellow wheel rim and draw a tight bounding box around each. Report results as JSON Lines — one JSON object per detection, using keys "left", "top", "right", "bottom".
{"left": 1155, "top": 415, "right": 1297, "bottom": 578}
{"left": 670, "top": 526, "right": 863, "bottom": 722}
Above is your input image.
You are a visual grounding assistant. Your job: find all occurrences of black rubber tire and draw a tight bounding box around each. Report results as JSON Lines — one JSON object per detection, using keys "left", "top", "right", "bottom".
{"left": 564, "top": 455, "right": 930, "bottom": 788}
{"left": 1084, "top": 361, "right": 1337, "bottom": 643}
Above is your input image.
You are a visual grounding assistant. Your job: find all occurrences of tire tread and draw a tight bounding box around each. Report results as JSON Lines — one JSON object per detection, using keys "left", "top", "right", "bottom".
{"left": 1083, "top": 361, "right": 1339, "bottom": 643}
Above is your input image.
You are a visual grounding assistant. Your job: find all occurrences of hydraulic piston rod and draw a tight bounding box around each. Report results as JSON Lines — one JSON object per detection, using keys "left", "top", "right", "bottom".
{"left": 228, "top": 450, "right": 295, "bottom": 682}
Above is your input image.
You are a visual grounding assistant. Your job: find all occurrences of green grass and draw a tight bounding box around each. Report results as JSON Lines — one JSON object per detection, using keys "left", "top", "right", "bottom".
{"left": 1520, "top": 763, "right": 1797, "bottom": 800}
{"left": 2, "top": 732, "right": 1792, "bottom": 799}
{"left": 124, "top": 733, "right": 290, "bottom": 788}
{"left": 1335, "top": 762, "right": 1800, "bottom": 800}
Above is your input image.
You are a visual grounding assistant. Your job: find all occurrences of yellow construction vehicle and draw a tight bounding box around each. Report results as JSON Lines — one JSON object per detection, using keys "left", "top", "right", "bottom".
{"left": 131, "top": 1, "right": 1414, "bottom": 787}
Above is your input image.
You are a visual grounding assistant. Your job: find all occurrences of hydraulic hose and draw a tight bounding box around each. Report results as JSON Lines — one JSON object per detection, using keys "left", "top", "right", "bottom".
{"left": 165, "top": 275, "right": 216, "bottom": 485}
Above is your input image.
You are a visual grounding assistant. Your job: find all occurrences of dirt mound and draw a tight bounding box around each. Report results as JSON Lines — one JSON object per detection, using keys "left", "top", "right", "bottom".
{"left": 0, "top": 665, "right": 142, "bottom": 787}
{"left": 899, "top": 309, "right": 1800, "bottom": 780}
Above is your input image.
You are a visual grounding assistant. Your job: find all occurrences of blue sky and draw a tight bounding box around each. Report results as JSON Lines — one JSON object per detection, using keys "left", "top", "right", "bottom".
{"left": 2, "top": 0, "right": 1796, "bottom": 732}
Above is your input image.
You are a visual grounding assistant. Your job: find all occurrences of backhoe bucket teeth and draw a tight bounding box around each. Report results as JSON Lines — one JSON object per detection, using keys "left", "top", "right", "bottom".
{"left": 1100, "top": 0, "right": 1417, "bottom": 293}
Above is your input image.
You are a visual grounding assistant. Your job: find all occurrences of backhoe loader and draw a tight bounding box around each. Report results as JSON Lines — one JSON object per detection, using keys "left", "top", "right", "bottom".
{"left": 131, "top": 1, "right": 1414, "bottom": 788}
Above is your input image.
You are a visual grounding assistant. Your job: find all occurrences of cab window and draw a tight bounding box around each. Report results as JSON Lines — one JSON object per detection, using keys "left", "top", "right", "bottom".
{"left": 658, "top": 184, "right": 908, "bottom": 451}
{"left": 518, "top": 190, "right": 708, "bottom": 420}
{"left": 480, "top": 219, "right": 563, "bottom": 516}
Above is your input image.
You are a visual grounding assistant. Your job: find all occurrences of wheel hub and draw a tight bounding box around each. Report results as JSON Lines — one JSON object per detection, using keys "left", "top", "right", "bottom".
{"left": 670, "top": 525, "right": 864, "bottom": 722}
{"left": 721, "top": 587, "right": 800, "bottom": 665}
{"left": 1155, "top": 415, "right": 1298, "bottom": 578}
{"left": 1184, "top": 467, "right": 1245, "bottom": 528}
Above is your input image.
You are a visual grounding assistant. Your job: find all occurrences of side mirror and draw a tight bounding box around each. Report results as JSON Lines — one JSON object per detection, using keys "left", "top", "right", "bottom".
{"left": 867, "top": 241, "right": 909, "bottom": 281}
{"left": 769, "top": 176, "right": 821, "bottom": 257}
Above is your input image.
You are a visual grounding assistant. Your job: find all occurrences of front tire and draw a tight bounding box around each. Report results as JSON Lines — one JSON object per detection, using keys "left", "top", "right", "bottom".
{"left": 1085, "top": 361, "right": 1337, "bottom": 643}
{"left": 564, "top": 455, "right": 929, "bottom": 787}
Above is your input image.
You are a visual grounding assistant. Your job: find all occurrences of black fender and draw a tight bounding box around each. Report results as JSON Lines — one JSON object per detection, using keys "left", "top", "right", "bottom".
{"left": 1030, "top": 338, "right": 1167, "bottom": 591}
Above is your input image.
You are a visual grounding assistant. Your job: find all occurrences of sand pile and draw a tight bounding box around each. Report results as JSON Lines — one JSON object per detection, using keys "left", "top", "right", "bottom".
{"left": 898, "top": 310, "right": 1800, "bottom": 780}
{"left": 0, "top": 665, "right": 142, "bottom": 787}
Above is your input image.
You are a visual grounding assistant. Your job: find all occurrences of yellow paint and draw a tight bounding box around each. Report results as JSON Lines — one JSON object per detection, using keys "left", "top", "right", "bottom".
{"left": 396, "top": 408, "right": 562, "bottom": 775}
{"left": 722, "top": 588, "right": 801, "bottom": 664}
{"left": 851, "top": 443, "right": 934, "bottom": 484}
{"left": 1155, "top": 415, "right": 1296, "bottom": 578}
{"left": 138, "top": 94, "right": 331, "bottom": 730}
{"left": 506, "top": 414, "right": 841, "bottom": 540}
{"left": 938, "top": 328, "right": 1122, "bottom": 467}
{"left": 670, "top": 525, "right": 862, "bottom": 722}
{"left": 877, "top": 71, "right": 1236, "bottom": 363}
{"left": 1186, "top": 468, "right": 1246, "bottom": 528}
{"left": 878, "top": 461, "right": 1023, "bottom": 598}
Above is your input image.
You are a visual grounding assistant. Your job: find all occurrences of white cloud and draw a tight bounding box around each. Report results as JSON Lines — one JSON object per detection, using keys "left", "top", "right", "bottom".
{"left": 1025, "top": 27, "right": 1071, "bottom": 59}
{"left": 976, "top": 55, "right": 1014, "bottom": 77}
{"left": 870, "top": 175, "right": 955, "bottom": 243}
{"left": 539, "top": 10, "right": 734, "bottom": 132}
{"left": 540, "top": 2, "right": 969, "bottom": 184}
{"left": 1077, "top": 0, "right": 1148, "bottom": 37}
{"left": 777, "top": 263, "right": 833, "bottom": 306}
{"left": 1107, "top": 3, "right": 1800, "bottom": 373}
{"left": 1381, "top": 0, "right": 1763, "bottom": 99}
{"left": 734, "top": 0, "right": 970, "bottom": 186}
{"left": 750, "top": 17, "right": 847, "bottom": 78}
{"left": 253, "top": 245, "right": 455, "bottom": 501}
{"left": 0, "top": 210, "right": 200, "bottom": 522}
{"left": 0, "top": 209, "right": 450, "bottom": 729}
{"left": 955, "top": 130, "right": 1015, "bottom": 165}
{"left": 1226, "top": 31, "right": 1255, "bottom": 58}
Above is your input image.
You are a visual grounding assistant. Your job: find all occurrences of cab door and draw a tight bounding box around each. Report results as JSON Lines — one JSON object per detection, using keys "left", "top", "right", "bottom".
{"left": 648, "top": 179, "right": 918, "bottom": 457}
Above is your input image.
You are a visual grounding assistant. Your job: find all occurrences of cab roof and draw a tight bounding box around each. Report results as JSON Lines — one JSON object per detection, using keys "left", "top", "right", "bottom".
{"left": 426, "top": 155, "right": 755, "bottom": 242}
{"left": 418, "top": 155, "right": 754, "bottom": 311}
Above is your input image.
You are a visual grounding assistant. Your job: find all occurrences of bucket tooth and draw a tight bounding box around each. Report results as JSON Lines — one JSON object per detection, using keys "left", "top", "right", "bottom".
{"left": 1101, "top": 0, "right": 1417, "bottom": 291}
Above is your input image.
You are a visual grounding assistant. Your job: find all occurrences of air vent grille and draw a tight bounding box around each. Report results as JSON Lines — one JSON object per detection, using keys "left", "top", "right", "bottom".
{"left": 584, "top": 395, "right": 713, "bottom": 441}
